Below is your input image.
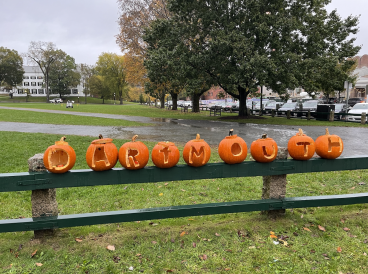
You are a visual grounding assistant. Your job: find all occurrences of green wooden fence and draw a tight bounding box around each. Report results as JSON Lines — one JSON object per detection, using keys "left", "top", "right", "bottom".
{"left": 0, "top": 156, "right": 368, "bottom": 233}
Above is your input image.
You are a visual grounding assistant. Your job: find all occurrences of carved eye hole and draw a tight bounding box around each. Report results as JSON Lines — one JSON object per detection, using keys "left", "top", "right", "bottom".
{"left": 231, "top": 143, "right": 242, "bottom": 156}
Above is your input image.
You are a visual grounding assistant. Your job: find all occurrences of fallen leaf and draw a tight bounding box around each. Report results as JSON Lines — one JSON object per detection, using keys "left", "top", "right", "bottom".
{"left": 343, "top": 227, "right": 350, "bottom": 231}
{"left": 106, "top": 245, "right": 115, "bottom": 251}
{"left": 249, "top": 246, "right": 256, "bottom": 249}
{"left": 310, "top": 249, "right": 316, "bottom": 253}
{"left": 340, "top": 219, "right": 345, "bottom": 223}
{"left": 322, "top": 253, "right": 329, "bottom": 257}
{"left": 293, "top": 232, "right": 299, "bottom": 236}
{"left": 166, "top": 270, "right": 173, "bottom": 273}
{"left": 164, "top": 183, "right": 169, "bottom": 186}
{"left": 158, "top": 186, "right": 162, "bottom": 188}
{"left": 270, "top": 234, "right": 278, "bottom": 239}
{"left": 301, "top": 214, "right": 304, "bottom": 219}
{"left": 359, "top": 182, "right": 366, "bottom": 185}
{"left": 75, "top": 238, "right": 82, "bottom": 242}
{"left": 159, "top": 193, "right": 163, "bottom": 196}
{"left": 225, "top": 268, "right": 231, "bottom": 271}
{"left": 303, "top": 227, "right": 311, "bottom": 232}
{"left": 318, "top": 225, "right": 326, "bottom": 232}
{"left": 364, "top": 252, "right": 367, "bottom": 256}
{"left": 350, "top": 187, "right": 355, "bottom": 190}
{"left": 113, "top": 256, "right": 120, "bottom": 263}
{"left": 35, "top": 263, "right": 43, "bottom": 267}
{"left": 31, "top": 250, "right": 37, "bottom": 258}
{"left": 152, "top": 241, "right": 157, "bottom": 244}
{"left": 349, "top": 234, "right": 357, "bottom": 238}
{"left": 171, "top": 238, "right": 175, "bottom": 243}
{"left": 337, "top": 247, "right": 342, "bottom": 253}
{"left": 181, "top": 189, "right": 186, "bottom": 192}
{"left": 188, "top": 218, "right": 194, "bottom": 221}
{"left": 225, "top": 249, "right": 232, "bottom": 252}
{"left": 180, "top": 231, "right": 186, "bottom": 237}
{"left": 136, "top": 253, "right": 142, "bottom": 257}
{"left": 199, "top": 254, "right": 208, "bottom": 260}
{"left": 192, "top": 242, "right": 196, "bottom": 248}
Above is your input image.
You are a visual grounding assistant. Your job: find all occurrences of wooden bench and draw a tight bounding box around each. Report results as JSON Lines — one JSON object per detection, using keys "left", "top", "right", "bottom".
{"left": 210, "top": 106, "right": 222, "bottom": 116}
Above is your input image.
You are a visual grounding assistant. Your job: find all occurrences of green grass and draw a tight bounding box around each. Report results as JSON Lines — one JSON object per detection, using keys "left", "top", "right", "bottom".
{"left": 1, "top": 102, "right": 367, "bottom": 127}
{"left": 0, "top": 108, "right": 151, "bottom": 127}
{"left": 1, "top": 131, "right": 368, "bottom": 273}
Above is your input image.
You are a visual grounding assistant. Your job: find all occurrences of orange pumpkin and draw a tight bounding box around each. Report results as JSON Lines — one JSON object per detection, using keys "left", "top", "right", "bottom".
{"left": 86, "top": 134, "right": 118, "bottom": 171}
{"left": 250, "top": 134, "right": 278, "bottom": 163}
{"left": 43, "top": 136, "right": 76, "bottom": 174}
{"left": 218, "top": 129, "right": 247, "bottom": 164}
{"left": 119, "top": 135, "right": 149, "bottom": 170}
{"left": 152, "top": 141, "right": 180, "bottom": 168}
{"left": 315, "top": 128, "right": 344, "bottom": 159}
{"left": 288, "top": 128, "right": 315, "bottom": 160}
{"left": 183, "top": 134, "right": 211, "bottom": 167}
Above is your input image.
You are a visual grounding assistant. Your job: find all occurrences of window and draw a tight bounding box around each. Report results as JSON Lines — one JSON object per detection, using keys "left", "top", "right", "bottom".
{"left": 18, "top": 89, "right": 24, "bottom": 94}
{"left": 37, "top": 76, "right": 43, "bottom": 79}
{"left": 30, "top": 76, "right": 36, "bottom": 79}
{"left": 24, "top": 82, "right": 29, "bottom": 86}
{"left": 31, "top": 89, "right": 37, "bottom": 94}
{"left": 38, "top": 89, "right": 44, "bottom": 94}
{"left": 72, "top": 89, "right": 78, "bottom": 94}
{"left": 23, "top": 76, "right": 29, "bottom": 79}
{"left": 31, "top": 82, "right": 36, "bottom": 86}
{"left": 38, "top": 82, "right": 43, "bottom": 86}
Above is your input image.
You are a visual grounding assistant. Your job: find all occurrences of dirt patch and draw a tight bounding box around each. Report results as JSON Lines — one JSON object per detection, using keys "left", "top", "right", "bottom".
{"left": 218, "top": 115, "right": 266, "bottom": 120}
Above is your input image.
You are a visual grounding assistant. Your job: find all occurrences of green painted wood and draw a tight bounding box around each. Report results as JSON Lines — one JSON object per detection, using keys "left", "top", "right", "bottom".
{"left": 1, "top": 193, "right": 368, "bottom": 233}
{"left": 1, "top": 156, "right": 367, "bottom": 192}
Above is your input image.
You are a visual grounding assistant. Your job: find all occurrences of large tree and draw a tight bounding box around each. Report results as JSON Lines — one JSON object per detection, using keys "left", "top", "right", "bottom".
{"left": 146, "top": 0, "right": 360, "bottom": 116}
{"left": 89, "top": 75, "right": 112, "bottom": 104}
{"left": 95, "top": 53, "right": 128, "bottom": 104}
{"left": 0, "top": 47, "right": 24, "bottom": 96}
{"left": 25, "top": 41, "right": 61, "bottom": 102}
{"left": 49, "top": 52, "right": 81, "bottom": 98}
{"left": 79, "top": 64, "right": 96, "bottom": 104}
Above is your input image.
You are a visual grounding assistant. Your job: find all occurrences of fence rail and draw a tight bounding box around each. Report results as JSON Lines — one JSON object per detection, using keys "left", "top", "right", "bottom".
{"left": 1, "top": 156, "right": 368, "bottom": 233}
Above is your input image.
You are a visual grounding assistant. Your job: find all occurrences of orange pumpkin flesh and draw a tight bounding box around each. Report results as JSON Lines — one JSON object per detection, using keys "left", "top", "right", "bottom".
{"left": 86, "top": 134, "right": 118, "bottom": 171}
{"left": 183, "top": 134, "right": 211, "bottom": 167}
{"left": 315, "top": 128, "right": 344, "bottom": 159}
{"left": 43, "top": 136, "right": 76, "bottom": 174}
{"left": 288, "top": 128, "right": 315, "bottom": 160}
{"left": 119, "top": 135, "right": 149, "bottom": 170}
{"left": 152, "top": 141, "right": 180, "bottom": 168}
{"left": 218, "top": 129, "right": 247, "bottom": 164}
{"left": 250, "top": 134, "right": 278, "bottom": 163}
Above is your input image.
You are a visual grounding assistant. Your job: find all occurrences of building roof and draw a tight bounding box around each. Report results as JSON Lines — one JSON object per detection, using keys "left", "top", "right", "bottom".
{"left": 23, "top": 66, "right": 42, "bottom": 73}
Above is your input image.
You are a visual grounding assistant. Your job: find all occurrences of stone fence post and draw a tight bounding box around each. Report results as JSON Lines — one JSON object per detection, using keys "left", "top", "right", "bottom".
{"left": 28, "top": 153, "right": 58, "bottom": 238}
{"left": 262, "top": 147, "right": 288, "bottom": 217}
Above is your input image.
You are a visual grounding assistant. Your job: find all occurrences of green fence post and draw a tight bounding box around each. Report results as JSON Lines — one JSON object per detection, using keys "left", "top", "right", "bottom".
{"left": 28, "top": 154, "right": 58, "bottom": 238}
{"left": 262, "top": 147, "right": 288, "bottom": 217}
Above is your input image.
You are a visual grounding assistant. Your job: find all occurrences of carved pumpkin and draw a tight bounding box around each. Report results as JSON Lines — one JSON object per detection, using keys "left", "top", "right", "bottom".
{"left": 152, "top": 141, "right": 180, "bottom": 168}
{"left": 43, "top": 136, "right": 76, "bottom": 173}
{"left": 288, "top": 128, "right": 315, "bottom": 160}
{"left": 118, "top": 135, "right": 149, "bottom": 170}
{"left": 218, "top": 129, "right": 247, "bottom": 164}
{"left": 315, "top": 128, "right": 344, "bottom": 159}
{"left": 86, "top": 134, "right": 118, "bottom": 171}
{"left": 250, "top": 134, "right": 278, "bottom": 163}
{"left": 183, "top": 134, "right": 211, "bottom": 167}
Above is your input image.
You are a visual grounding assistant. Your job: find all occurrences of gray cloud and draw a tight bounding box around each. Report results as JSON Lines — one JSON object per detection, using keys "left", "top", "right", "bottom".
{"left": 0, "top": 0, "right": 366, "bottom": 66}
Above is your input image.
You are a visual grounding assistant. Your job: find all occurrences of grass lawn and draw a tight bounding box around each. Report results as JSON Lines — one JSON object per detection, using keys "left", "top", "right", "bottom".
{"left": 1, "top": 102, "right": 367, "bottom": 128}
{"left": 1, "top": 131, "right": 368, "bottom": 273}
{"left": 0, "top": 108, "right": 151, "bottom": 127}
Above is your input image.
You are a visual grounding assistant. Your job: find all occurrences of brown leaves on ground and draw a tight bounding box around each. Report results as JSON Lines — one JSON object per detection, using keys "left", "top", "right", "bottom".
{"left": 337, "top": 246, "right": 342, "bottom": 253}
{"left": 106, "top": 245, "right": 115, "bottom": 251}
{"left": 199, "top": 254, "right": 208, "bottom": 260}
{"left": 75, "top": 238, "right": 83, "bottom": 242}
{"left": 35, "top": 263, "right": 43, "bottom": 267}
{"left": 343, "top": 227, "right": 350, "bottom": 231}
{"left": 180, "top": 231, "right": 186, "bottom": 237}
{"left": 31, "top": 250, "right": 37, "bottom": 258}
{"left": 318, "top": 225, "right": 326, "bottom": 232}
{"left": 303, "top": 227, "right": 311, "bottom": 232}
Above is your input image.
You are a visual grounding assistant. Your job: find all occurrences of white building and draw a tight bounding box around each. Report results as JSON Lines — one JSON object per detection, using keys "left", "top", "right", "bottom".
{"left": 1, "top": 66, "right": 84, "bottom": 97}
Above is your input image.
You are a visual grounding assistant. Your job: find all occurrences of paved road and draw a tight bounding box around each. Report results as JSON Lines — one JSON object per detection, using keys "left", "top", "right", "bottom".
{"left": 0, "top": 106, "right": 364, "bottom": 157}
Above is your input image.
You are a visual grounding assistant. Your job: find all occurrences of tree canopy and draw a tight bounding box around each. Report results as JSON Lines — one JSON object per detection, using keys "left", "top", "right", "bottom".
{"left": 0, "top": 47, "right": 24, "bottom": 92}
{"left": 144, "top": 0, "right": 361, "bottom": 116}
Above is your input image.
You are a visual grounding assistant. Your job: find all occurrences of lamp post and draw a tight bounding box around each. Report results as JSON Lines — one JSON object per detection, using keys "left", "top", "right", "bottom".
{"left": 78, "top": 96, "right": 79, "bottom": 103}
{"left": 114, "top": 93, "right": 116, "bottom": 105}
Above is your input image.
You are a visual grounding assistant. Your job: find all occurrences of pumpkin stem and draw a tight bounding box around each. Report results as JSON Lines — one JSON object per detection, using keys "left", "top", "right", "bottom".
{"left": 60, "top": 136, "right": 66, "bottom": 142}
{"left": 196, "top": 134, "right": 200, "bottom": 140}
{"left": 262, "top": 134, "right": 267, "bottom": 139}
{"left": 132, "top": 135, "right": 138, "bottom": 142}
{"left": 99, "top": 134, "right": 103, "bottom": 139}
{"left": 229, "top": 129, "right": 233, "bottom": 136}
{"left": 298, "top": 128, "right": 303, "bottom": 136}
{"left": 325, "top": 128, "right": 330, "bottom": 135}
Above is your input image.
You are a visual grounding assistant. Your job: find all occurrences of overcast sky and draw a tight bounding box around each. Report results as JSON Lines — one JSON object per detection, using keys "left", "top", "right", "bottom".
{"left": 0, "top": 0, "right": 366, "bottom": 66}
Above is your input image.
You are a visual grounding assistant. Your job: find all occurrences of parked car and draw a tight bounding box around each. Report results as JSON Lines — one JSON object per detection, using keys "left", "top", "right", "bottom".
{"left": 332, "top": 103, "right": 349, "bottom": 120}
{"left": 277, "top": 102, "right": 299, "bottom": 115}
{"left": 49, "top": 98, "right": 63, "bottom": 103}
{"left": 346, "top": 103, "right": 368, "bottom": 122}
{"left": 264, "top": 101, "right": 284, "bottom": 113}
{"left": 223, "top": 102, "right": 234, "bottom": 111}
{"left": 299, "top": 100, "right": 320, "bottom": 117}
{"left": 348, "top": 97, "right": 365, "bottom": 107}
{"left": 210, "top": 101, "right": 226, "bottom": 110}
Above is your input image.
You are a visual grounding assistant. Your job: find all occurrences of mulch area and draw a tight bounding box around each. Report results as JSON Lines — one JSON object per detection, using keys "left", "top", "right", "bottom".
{"left": 218, "top": 115, "right": 266, "bottom": 120}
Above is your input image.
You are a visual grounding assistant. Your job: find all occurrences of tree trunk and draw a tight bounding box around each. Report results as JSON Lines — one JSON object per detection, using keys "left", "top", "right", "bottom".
{"left": 160, "top": 92, "right": 165, "bottom": 108}
{"left": 103, "top": 97, "right": 105, "bottom": 104}
{"left": 85, "top": 93, "right": 87, "bottom": 104}
{"left": 238, "top": 86, "right": 249, "bottom": 117}
{"left": 45, "top": 73, "right": 50, "bottom": 102}
{"left": 192, "top": 93, "right": 200, "bottom": 112}
{"left": 171, "top": 92, "right": 178, "bottom": 110}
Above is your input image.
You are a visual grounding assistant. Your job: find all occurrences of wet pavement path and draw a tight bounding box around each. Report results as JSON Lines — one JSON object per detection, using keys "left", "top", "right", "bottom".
{"left": 0, "top": 106, "right": 365, "bottom": 157}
